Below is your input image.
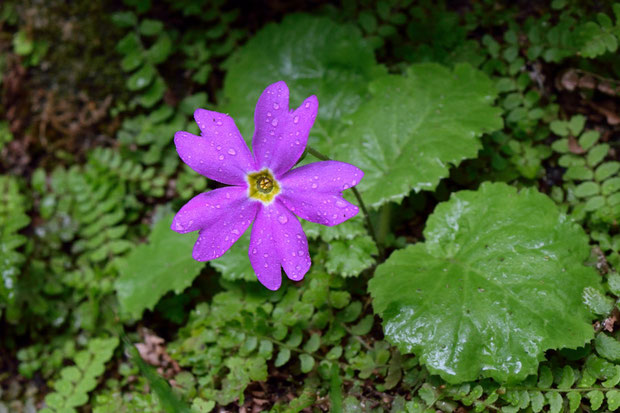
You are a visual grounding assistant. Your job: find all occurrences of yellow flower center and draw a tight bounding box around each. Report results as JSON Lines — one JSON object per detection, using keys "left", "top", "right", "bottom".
{"left": 247, "top": 169, "right": 280, "bottom": 204}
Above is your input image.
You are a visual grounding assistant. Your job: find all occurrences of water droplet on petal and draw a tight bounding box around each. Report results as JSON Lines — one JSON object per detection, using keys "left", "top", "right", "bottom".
{"left": 271, "top": 118, "right": 278, "bottom": 126}
{"left": 219, "top": 154, "right": 224, "bottom": 160}
{"left": 311, "top": 183, "right": 317, "bottom": 189}
{"left": 216, "top": 120, "right": 223, "bottom": 126}
{"left": 295, "top": 265, "right": 301, "bottom": 271}
{"left": 298, "top": 250, "right": 305, "bottom": 256}
{"left": 228, "top": 148, "right": 236, "bottom": 155}
{"left": 252, "top": 248, "right": 257, "bottom": 254}
{"left": 335, "top": 199, "right": 347, "bottom": 208}
{"left": 278, "top": 215, "right": 288, "bottom": 224}
{"left": 293, "top": 115, "right": 299, "bottom": 124}
{"left": 232, "top": 229, "right": 239, "bottom": 235}
{"left": 273, "top": 103, "right": 279, "bottom": 110}
{"left": 264, "top": 263, "right": 268, "bottom": 268}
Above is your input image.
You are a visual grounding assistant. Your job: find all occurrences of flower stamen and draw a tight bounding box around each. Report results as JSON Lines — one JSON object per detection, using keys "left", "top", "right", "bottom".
{"left": 247, "top": 169, "right": 280, "bottom": 204}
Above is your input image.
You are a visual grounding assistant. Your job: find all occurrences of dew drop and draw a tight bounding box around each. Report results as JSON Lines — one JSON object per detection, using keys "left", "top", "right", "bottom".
{"left": 264, "top": 263, "right": 269, "bottom": 268}
{"left": 292, "top": 251, "right": 296, "bottom": 257}
{"left": 335, "top": 199, "right": 347, "bottom": 208}
{"left": 295, "top": 265, "right": 301, "bottom": 271}
{"left": 263, "top": 253, "right": 269, "bottom": 258}
{"left": 219, "top": 154, "right": 224, "bottom": 160}
{"left": 216, "top": 145, "right": 221, "bottom": 150}
{"left": 278, "top": 215, "right": 288, "bottom": 224}
{"left": 232, "top": 229, "right": 239, "bottom": 235}
{"left": 271, "top": 118, "right": 278, "bottom": 126}
{"left": 273, "top": 103, "right": 279, "bottom": 110}
{"left": 311, "top": 183, "right": 317, "bottom": 189}
{"left": 216, "top": 120, "right": 223, "bottom": 126}
{"left": 228, "top": 148, "right": 236, "bottom": 155}
{"left": 293, "top": 115, "right": 299, "bottom": 124}
{"left": 305, "top": 102, "right": 310, "bottom": 108}
{"left": 252, "top": 248, "right": 257, "bottom": 254}
{"left": 298, "top": 250, "right": 305, "bottom": 256}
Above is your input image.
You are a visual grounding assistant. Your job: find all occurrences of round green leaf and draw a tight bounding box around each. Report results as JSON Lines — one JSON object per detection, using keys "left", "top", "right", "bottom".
{"left": 222, "top": 14, "right": 382, "bottom": 152}
{"left": 299, "top": 354, "right": 315, "bottom": 373}
{"left": 127, "top": 64, "right": 156, "bottom": 91}
{"left": 574, "top": 181, "right": 600, "bottom": 198}
{"left": 369, "top": 182, "right": 600, "bottom": 383}
{"left": 595, "top": 162, "right": 620, "bottom": 182}
{"left": 274, "top": 349, "right": 291, "bottom": 367}
{"left": 334, "top": 64, "right": 503, "bottom": 208}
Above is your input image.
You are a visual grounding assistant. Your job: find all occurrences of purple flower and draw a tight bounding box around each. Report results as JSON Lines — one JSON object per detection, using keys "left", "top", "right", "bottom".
{"left": 171, "top": 81, "right": 363, "bottom": 290}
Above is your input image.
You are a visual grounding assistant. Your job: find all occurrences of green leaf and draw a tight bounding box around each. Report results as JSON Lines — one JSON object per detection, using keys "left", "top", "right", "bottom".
{"left": 587, "top": 144, "right": 609, "bottom": 166}
{"left": 549, "top": 120, "right": 568, "bottom": 136}
{"left": 222, "top": 14, "right": 382, "bottom": 152}
{"left": 602, "top": 177, "right": 620, "bottom": 195}
{"left": 299, "top": 354, "right": 315, "bottom": 373}
{"left": 586, "top": 390, "right": 604, "bottom": 410}
{"left": 564, "top": 165, "right": 593, "bottom": 181}
{"left": 275, "top": 349, "right": 291, "bottom": 367}
{"left": 595, "top": 333, "right": 620, "bottom": 362}
{"left": 568, "top": 115, "right": 586, "bottom": 136}
{"left": 115, "top": 214, "right": 205, "bottom": 319}
{"left": 124, "top": 335, "right": 191, "bottom": 413}
{"left": 595, "top": 162, "right": 620, "bottom": 181}
{"left": 369, "top": 182, "right": 600, "bottom": 383}
{"left": 325, "top": 236, "right": 377, "bottom": 277}
{"left": 145, "top": 32, "right": 173, "bottom": 65}
{"left": 579, "top": 130, "right": 599, "bottom": 151}
{"left": 116, "top": 32, "right": 141, "bottom": 55}
{"left": 607, "top": 390, "right": 620, "bottom": 411}
{"left": 139, "top": 19, "right": 163, "bottom": 36}
{"left": 13, "top": 30, "right": 33, "bottom": 55}
{"left": 111, "top": 11, "right": 137, "bottom": 28}
{"left": 583, "top": 286, "right": 614, "bottom": 315}
{"left": 567, "top": 391, "right": 581, "bottom": 413}
{"left": 546, "top": 392, "right": 562, "bottom": 413}
{"left": 127, "top": 64, "right": 156, "bottom": 91}
{"left": 303, "top": 333, "right": 321, "bottom": 353}
{"left": 574, "top": 181, "right": 600, "bottom": 198}
{"left": 138, "top": 76, "right": 166, "bottom": 108}
{"left": 334, "top": 64, "right": 502, "bottom": 208}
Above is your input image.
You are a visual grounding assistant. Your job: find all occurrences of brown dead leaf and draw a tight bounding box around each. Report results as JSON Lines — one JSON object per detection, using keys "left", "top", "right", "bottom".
{"left": 567, "top": 136, "right": 585, "bottom": 154}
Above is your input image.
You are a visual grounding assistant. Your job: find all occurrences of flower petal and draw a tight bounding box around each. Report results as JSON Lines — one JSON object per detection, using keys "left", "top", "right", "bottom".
{"left": 249, "top": 201, "right": 311, "bottom": 290}
{"left": 174, "top": 109, "right": 256, "bottom": 185}
{"left": 252, "top": 81, "right": 318, "bottom": 177}
{"left": 171, "top": 186, "right": 259, "bottom": 261}
{"left": 279, "top": 161, "right": 363, "bottom": 226}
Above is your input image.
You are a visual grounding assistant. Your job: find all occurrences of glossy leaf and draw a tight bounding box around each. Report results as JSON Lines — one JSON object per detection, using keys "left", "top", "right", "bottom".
{"left": 369, "top": 182, "right": 600, "bottom": 383}
{"left": 115, "top": 214, "right": 205, "bottom": 319}
{"left": 222, "top": 13, "right": 383, "bottom": 152}
{"left": 334, "top": 64, "right": 503, "bottom": 208}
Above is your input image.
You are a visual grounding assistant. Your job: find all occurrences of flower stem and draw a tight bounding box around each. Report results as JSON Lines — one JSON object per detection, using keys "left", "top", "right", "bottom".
{"left": 305, "top": 146, "right": 384, "bottom": 260}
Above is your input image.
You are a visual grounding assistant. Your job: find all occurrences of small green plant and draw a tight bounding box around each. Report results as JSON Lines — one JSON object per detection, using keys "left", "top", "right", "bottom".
{"left": 0, "top": 175, "right": 30, "bottom": 319}
{"left": 40, "top": 337, "right": 119, "bottom": 413}
{"left": 550, "top": 115, "right": 620, "bottom": 226}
